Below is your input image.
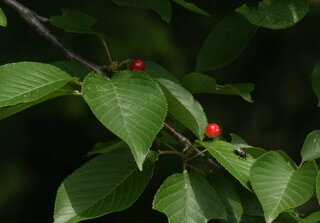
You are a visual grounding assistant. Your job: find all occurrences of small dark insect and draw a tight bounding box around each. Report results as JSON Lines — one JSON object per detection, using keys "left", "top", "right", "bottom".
{"left": 233, "top": 145, "right": 248, "bottom": 160}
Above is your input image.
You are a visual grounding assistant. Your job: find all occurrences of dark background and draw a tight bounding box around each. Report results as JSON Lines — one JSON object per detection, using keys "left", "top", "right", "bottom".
{"left": 1, "top": 0, "right": 320, "bottom": 222}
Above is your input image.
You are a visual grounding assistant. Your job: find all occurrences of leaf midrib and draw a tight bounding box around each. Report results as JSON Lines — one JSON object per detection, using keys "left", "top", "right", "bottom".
{"left": 70, "top": 163, "right": 138, "bottom": 219}
{"left": 0, "top": 78, "right": 69, "bottom": 106}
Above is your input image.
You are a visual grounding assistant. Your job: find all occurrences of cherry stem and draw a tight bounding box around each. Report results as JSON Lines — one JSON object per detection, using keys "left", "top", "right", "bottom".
{"left": 2, "top": 0, "right": 108, "bottom": 77}
{"left": 188, "top": 149, "right": 207, "bottom": 161}
{"left": 99, "top": 36, "right": 113, "bottom": 65}
{"left": 158, "top": 150, "right": 182, "bottom": 156}
{"left": 118, "top": 59, "right": 131, "bottom": 69}
{"left": 187, "top": 164, "right": 205, "bottom": 175}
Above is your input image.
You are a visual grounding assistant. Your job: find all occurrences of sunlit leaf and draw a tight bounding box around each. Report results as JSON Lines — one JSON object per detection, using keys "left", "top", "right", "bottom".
{"left": 203, "top": 140, "right": 258, "bottom": 190}
{"left": 153, "top": 171, "right": 226, "bottom": 223}
{"left": 157, "top": 78, "right": 207, "bottom": 139}
{"left": 250, "top": 151, "right": 317, "bottom": 223}
{"left": 0, "top": 85, "right": 76, "bottom": 120}
{"left": 54, "top": 149, "right": 155, "bottom": 223}
{"left": 301, "top": 130, "right": 320, "bottom": 163}
{"left": 82, "top": 72, "right": 167, "bottom": 170}
{"left": 0, "top": 7, "right": 7, "bottom": 27}
{"left": 236, "top": 0, "right": 309, "bottom": 29}
{"left": 0, "top": 62, "right": 73, "bottom": 107}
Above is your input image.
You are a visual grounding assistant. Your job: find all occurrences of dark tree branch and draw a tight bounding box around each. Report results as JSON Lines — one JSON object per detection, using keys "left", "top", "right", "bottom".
{"left": 163, "top": 122, "right": 192, "bottom": 151}
{"left": 2, "top": 0, "right": 107, "bottom": 75}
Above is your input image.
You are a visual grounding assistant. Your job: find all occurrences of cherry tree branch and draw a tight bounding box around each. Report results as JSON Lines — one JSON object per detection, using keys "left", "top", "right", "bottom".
{"left": 163, "top": 122, "right": 192, "bottom": 152}
{"left": 163, "top": 122, "right": 220, "bottom": 168}
{"left": 2, "top": 0, "right": 107, "bottom": 75}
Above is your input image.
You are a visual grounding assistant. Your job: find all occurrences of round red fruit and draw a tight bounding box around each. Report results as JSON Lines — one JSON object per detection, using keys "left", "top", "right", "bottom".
{"left": 130, "top": 59, "right": 145, "bottom": 71}
{"left": 205, "top": 123, "right": 221, "bottom": 138}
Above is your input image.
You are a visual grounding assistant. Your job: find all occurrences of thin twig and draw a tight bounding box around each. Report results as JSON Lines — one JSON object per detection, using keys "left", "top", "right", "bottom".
{"left": 163, "top": 122, "right": 192, "bottom": 152}
{"left": 187, "top": 164, "right": 206, "bottom": 175}
{"left": 100, "top": 36, "right": 113, "bottom": 64}
{"left": 158, "top": 150, "right": 182, "bottom": 156}
{"left": 163, "top": 122, "right": 220, "bottom": 168}
{"left": 2, "top": 0, "right": 107, "bottom": 76}
{"left": 188, "top": 149, "right": 207, "bottom": 161}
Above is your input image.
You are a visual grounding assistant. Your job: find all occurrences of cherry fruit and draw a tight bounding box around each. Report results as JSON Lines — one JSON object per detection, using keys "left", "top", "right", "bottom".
{"left": 130, "top": 59, "right": 145, "bottom": 71}
{"left": 205, "top": 123, "right": 221, "bottom": 138}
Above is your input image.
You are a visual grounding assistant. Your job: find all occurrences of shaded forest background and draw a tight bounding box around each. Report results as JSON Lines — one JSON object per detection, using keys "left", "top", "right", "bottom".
{"left": 1, "top": 0, "right": 320, "bottom": 222}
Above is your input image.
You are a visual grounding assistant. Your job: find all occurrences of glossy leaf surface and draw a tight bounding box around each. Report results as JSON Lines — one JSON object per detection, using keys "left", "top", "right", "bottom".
{"left": 236, "top": 0, "right": 309, "bottom": 29}
{"left": 0, "top": 62, "right": 72, "bottom": 107}
{"left": 54, "top": 149, "right": 155, "bottom": 223}
{"left": 301, "top": 130, "right": 320, "bottom": 162}
{"left": 82, "top": 72, "right": 167, "bottom": 169}
{"left": 153, "top": 171, "right": 226, "bottom": 223}
{"left": 158, "top": 78, "right": 207, "bottom": 139}
{"left": 250, "top": 152, "right": 317, "bottom": 223}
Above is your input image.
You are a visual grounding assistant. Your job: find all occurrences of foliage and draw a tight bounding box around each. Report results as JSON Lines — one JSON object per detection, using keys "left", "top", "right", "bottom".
{"left": 1, "top": 0, "right": 320, "bottom": 222}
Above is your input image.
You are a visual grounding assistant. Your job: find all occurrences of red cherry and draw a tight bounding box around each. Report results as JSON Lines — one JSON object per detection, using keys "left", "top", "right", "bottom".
{"left": 130, "top": 59, "right": 145, "bottom": 71}
{"left": 205, "top": 123, "right": 221, "bottom": 138}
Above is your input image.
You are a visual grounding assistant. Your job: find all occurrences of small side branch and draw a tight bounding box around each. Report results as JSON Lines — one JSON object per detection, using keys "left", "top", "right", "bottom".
{"left": 2, "top": 0, "right": 107, "bottom": 75}
{"left": 163, "top": 122, "right": 192, "bottom": 151}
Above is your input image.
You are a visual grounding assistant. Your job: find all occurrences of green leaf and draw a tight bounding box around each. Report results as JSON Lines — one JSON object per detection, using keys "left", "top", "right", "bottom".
{"left": 208, "top": 172, "right": 243, "bottom": 223}
{"left": 303, "top": 211, "right": 320, "bottom": 223}
{"left": 87, "top": 140, "right": 129, "bottom": 156}
{"left": 52, "top": 60, "right": 90, "bottom": 81}
{"left": 317, "top": 171, "right": 320, "bottom": 206}
{"left": 250, "top": 151, "right": 317, "bottom": 223}
{"left": 230, "top": 133, "right": 249, "bottom": 145}
{"left": 157, "top": 78, "right": 207, "bottom": 139}
{"left": 182, "top": 73, "right": 216, "bottom": 93}
{"left": 311, "top": 61, "right": 320, "bottom": 107}
{"left": 182, "top": 73, "right": 255, "bottom": 102}
{"left": 145, "top": 61, "right": 180, "bottom": 84}
{"left": 301, "top": 130, "right": 320, "bottom": 163}
{"left": 0, "top": 7, "right": 7, "bottom": 27}
{"left": 54, "top": 149, "right": 154, "bottom": 223}
{"left": 82, "top": 72, "right": 167, "bottom": 170}
{"left": 0, "top": 62, "right": 73, "bottom": 107}
{"left": 49, "top": 8, "right": 97, "bottom": 34}
{"left": 111, "top": 0, "right": 172, "bottom": 22}
{"left": 0, "top": 85, "right": 76, "bottom": 120}
{"left": 172, "top": 0, "right": 210, "bottom": 17}
{"left": 236, "top": 0, "right": 309, "bottom": 29}
{"left": 215, "top": 83, "right": 255, "bottom": 102}
{"left": 274, "top": 212, "right": 304, "bottom": 223}
{"left": 239, "top": 188, "right": 263, "bottom": 217}
{"left": 196, "top": 13, "right": 257, "bottom": 71}
{"left": 153, "top": 171, "right": 226, "bottom": 223}
{"left": 203, "top": 140, "right": 258, "bottom": 190}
